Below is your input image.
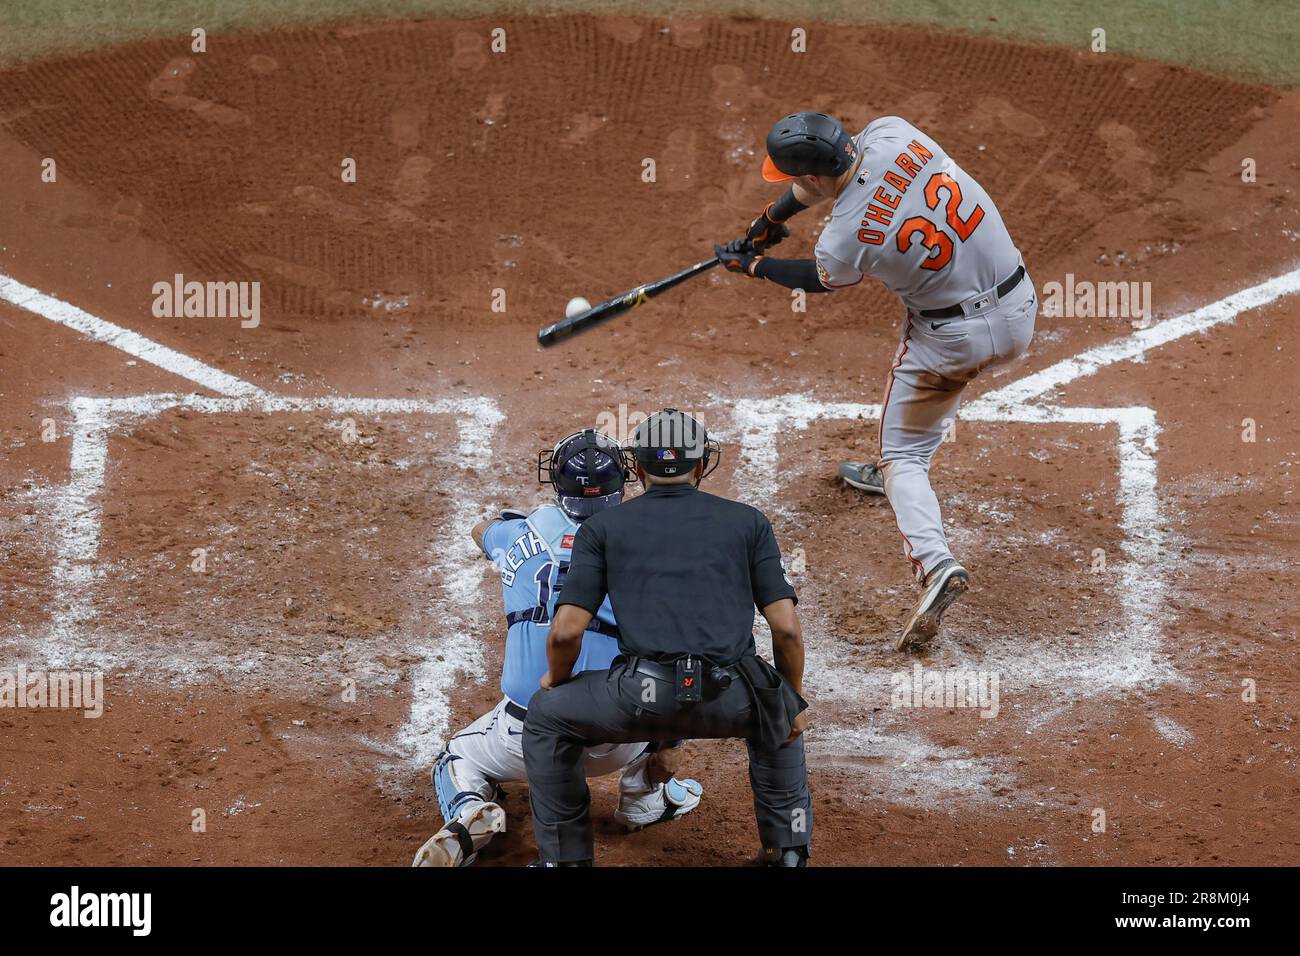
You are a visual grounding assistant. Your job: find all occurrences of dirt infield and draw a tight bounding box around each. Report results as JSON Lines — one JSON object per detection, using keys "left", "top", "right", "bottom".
{"left": 2, "top": 15, "right": 1298, "bottom": 866}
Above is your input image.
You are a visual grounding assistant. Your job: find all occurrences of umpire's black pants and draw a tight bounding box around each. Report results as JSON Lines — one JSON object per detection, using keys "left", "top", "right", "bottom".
{"left": 523, "top": 658, "right": 812, "bottom": 864}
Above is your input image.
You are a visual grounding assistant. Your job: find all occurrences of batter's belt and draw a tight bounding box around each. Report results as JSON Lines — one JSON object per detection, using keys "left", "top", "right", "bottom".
{"left": 919, "top": 264, "right": 1026, "bottom": 320}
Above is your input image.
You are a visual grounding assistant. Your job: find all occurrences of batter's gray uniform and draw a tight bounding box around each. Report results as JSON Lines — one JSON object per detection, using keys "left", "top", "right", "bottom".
{"left": 816, "top": 116, "right": 1037, "bottom": 580}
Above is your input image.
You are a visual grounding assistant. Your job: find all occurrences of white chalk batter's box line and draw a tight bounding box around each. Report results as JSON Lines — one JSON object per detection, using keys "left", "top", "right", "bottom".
{"left": 43, "top": 388, "right": 1161, "bottom": 774}
{"left": 37, "top": 391, "right": 504, "bottom": 779}
{"left": 727, "top": 396, "right": 1173, "bottom": 703}
{"left": 6, "top": 261, "right": 1300, "bottom": 792}
{"left": 723, "top": 260, "right": 1300, "bottom": 717}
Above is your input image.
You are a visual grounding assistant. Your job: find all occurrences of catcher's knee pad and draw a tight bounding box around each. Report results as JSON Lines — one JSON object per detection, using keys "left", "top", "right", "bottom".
{"left": 432, "top": 751, "right": 496, "bottom": 824}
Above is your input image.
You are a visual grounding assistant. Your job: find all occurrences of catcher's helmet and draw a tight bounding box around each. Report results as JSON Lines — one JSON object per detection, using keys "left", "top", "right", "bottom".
{"left": 762, "top": 111, "right": 857, "bottom": 182}
{"left": 627, "top": 408, "right": 720, "bottom": 481}
{"left": 538, "top": 429, "right": 629, "bottom": 520}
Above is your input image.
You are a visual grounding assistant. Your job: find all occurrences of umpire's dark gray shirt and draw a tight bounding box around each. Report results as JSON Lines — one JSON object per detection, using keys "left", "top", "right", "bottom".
{"left": 557, "top": 483, "right": 797, "bottom": 665}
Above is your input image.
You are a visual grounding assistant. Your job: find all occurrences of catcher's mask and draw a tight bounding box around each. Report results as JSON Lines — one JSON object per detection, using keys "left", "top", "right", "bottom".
{"left": 537, "top": 429, "right": 629, "bottom": 520}
{"left": 626, "top": 408, "right": 721, "bottom": 482}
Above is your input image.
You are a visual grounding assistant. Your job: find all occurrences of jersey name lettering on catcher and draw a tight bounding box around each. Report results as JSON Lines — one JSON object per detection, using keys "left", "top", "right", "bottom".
{"left": 482, "top": 505, "right": 619, "bottom": 708}
{"left": 815, "top": 116, "right": 1021, "bottom": 311}
{"left": 492, "top": 527, "right": 547, "bottom": 587}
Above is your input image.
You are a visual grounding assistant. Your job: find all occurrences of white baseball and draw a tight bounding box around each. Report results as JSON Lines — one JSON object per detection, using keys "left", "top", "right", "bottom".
{"left": 565, "top": 296, "right": 592, "bottom": 318}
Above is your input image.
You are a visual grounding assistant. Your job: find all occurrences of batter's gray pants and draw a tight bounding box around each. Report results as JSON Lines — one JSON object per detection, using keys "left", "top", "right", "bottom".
{"left": 879, "top": 276, "right": 1037, "bottom": 580}
{"left": 523, "top": 660, "right": 811, "bottom": 864}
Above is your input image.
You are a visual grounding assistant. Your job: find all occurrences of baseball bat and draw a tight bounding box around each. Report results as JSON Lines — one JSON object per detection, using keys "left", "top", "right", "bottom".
{"left": 537, "top": 255, "right": 721, "bottom": 347}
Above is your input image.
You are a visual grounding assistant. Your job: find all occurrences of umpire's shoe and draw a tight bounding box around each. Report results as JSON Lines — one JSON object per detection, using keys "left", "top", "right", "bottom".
{"left": 839, "top": 461, "right": 885, "bottom": 496}
{"left": 898, "top": 558, "right": 969, "bottom": 651}
{"left": 761, "top": 846, "right": 809, "bottom": 867}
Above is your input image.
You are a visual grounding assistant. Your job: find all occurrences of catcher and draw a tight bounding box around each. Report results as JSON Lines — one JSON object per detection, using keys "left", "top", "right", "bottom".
{"left": 715, "top": 111, "right": 1037, "bottom": 650}
{"left": 412, "top": 429, "right": 701, "bottom": 867}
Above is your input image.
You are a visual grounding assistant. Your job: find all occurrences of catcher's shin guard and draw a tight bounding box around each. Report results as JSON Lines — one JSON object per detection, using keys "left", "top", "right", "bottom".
{"left": 412, "top": 802, "right": 506, "bottom": 867}
{"left": 432, "top": 751, "right": 497, "bottom": 822}
{"left": 417, "top": 751, "right": 506, "bottom": 867}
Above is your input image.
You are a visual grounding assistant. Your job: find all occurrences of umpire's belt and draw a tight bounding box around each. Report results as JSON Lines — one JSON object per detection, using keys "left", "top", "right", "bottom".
{"left": 627, "top": 656, "right": 741, "bottom": 685}
{"left": 505, "top": 608, "right": 622, "bottom": 640}
{"left": 918, "top": 264, "right": 1026, "bottom": 320}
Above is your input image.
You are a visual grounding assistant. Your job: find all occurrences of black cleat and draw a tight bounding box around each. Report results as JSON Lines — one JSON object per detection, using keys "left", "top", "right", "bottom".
{"left": 839, "top": 461, "right": 885, "bottom": 496}
{"left": 761, "top": 846, "right": 809, "bottom": 867}
{"left": 898, "top": 558, "right": 969, "bottom": 651}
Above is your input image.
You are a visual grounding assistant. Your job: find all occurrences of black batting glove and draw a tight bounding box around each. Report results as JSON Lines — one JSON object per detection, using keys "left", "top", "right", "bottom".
{"left": 715, "top": 237, "right": 760, "bottom": 276}
{"left": 746, "top": 203, "right": 791, "bottom": 252}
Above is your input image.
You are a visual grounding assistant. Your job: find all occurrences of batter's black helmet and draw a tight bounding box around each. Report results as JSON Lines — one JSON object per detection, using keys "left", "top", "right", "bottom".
{"left": 627, "top": 409, "right": 721, "bottom": 481}
{"left": 538, "top": 429, "right": 629, "bottom": 520}
{"left": 762, "top": 112, "right": 858, "bottom": 182}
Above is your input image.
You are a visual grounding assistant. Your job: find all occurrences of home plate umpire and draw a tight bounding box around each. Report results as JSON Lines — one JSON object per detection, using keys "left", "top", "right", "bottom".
{"left": 521, "top": 408, "right": 814, "bottom": 866}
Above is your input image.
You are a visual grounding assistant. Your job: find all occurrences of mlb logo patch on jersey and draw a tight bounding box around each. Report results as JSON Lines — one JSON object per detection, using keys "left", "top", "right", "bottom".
{"left": 657, "top": 449, "right": 677, "bottom": 460}
{"left": 561, "top": 533, "right": 576, "bottom": 549}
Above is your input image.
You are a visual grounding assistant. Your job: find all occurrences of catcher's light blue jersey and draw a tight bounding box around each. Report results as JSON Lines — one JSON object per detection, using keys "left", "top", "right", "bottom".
{"left": 481, "top": 505, "right": 619, "bottom": 707}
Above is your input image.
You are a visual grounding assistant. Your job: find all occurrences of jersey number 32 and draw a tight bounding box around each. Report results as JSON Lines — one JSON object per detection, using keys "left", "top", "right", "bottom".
{"left": 896, "top": 172, "right": 984, "bottom": 272}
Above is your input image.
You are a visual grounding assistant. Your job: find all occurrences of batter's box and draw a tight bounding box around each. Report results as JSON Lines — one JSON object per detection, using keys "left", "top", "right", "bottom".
{"left": 745, "top": 415, "right": 1122, "bottom": 647}
{"left": 33, "top": 392, "right": 503, "bottom": 769}
{"left": 721, "top": 394, "right": 1182, "bottom": 707}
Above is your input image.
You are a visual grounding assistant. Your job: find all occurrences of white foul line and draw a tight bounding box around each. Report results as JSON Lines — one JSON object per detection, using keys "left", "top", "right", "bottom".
{"left": 971, "top": 263, "right": 1300, "bottom": 411}
{"left": 0, "top": 271, "right": 262, "bottom": 397}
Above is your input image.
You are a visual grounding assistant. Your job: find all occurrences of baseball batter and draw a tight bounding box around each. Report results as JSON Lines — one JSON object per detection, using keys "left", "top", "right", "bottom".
{"left": 715, "top": 111, "right": 1037, "bottom": 650}
{"left": 412, "top": 429, "right": 702, "bottom": 867}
